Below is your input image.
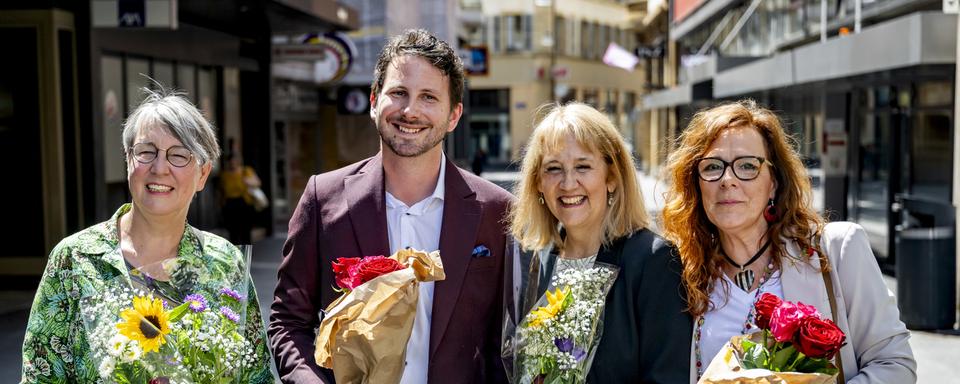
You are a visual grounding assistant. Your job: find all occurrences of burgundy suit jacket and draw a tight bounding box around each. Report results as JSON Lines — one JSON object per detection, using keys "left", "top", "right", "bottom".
{"left": 268, "top": 153, "right": 513, "bottom": 383}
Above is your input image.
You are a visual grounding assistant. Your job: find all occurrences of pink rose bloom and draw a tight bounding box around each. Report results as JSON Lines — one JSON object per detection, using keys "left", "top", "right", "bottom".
{"left": 796, "top": 301, "right": 821, "bottom": 319}
{"left": 770, "top": 301, "right": 817, "bottom": 342}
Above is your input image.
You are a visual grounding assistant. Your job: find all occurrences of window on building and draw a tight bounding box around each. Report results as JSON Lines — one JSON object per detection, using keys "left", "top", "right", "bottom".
{"left": 567, "top": 18, "right": 578, "bottom": 56}
{"left": 506, "top": 14, "right": 531, "bottom": 52}
{"left": 555, "top": 16, "right": 566, "bottom": 56}
{"left": 581, "top": 21, "right": 593, "bottom": 59}
{"left": 583, "top": 89, "right": 599, "bottom": 108}
{"left": 492, "top": 16, "right": 502, "bottom": 53}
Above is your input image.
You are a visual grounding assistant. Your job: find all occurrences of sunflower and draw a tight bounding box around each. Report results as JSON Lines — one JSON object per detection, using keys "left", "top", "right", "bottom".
{"left": 117, "top": 296, "right": 171, "bottom": 353}
{"left": 529, "top": 286, "right": 570, "bottom": 327}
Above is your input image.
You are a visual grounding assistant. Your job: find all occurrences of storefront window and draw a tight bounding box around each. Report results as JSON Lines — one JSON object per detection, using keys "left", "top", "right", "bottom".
{"left": 855, "top": 87, "right": 893, "bottom": 259}
{"left": 910, "top": 110, "right": 952, "bottom": 201}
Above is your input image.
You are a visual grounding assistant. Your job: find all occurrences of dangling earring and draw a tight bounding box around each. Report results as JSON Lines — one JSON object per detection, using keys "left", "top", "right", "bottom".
{"left": 763, "top": 198, "right": 779, "bottom": 223}
{"left": 539, "top": 193, "right": 545, "bottom": 205}
{"left": 607, "top": 191, "right": 614, "bottom": 207}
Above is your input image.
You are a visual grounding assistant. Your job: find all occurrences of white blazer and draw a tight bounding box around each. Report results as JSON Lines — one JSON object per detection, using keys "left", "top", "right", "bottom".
{"left": 690, "top": 222, "right": 917, "bottom": 383}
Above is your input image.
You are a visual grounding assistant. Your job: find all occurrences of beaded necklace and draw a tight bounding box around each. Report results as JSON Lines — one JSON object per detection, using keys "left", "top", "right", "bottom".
{"left": 694, "top": 261, "right": 775, "bottom": 378}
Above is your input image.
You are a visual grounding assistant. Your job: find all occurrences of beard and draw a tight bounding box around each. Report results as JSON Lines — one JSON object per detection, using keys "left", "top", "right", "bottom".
{"left": 376, "top": 115, "right": 449, "bottom": 157}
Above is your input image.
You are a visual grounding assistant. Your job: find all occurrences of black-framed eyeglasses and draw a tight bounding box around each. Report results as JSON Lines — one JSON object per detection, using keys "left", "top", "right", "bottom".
{"left": 131, "top": 142, "right": 194, "bottom": 168}
{"left": 696, "top": 156, "right": 769, "bottom": 182}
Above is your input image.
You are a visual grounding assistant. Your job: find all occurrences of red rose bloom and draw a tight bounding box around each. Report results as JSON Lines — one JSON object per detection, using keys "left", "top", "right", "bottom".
{"left": 795, "top": 317, "right": 846, "bottom": 359}
{"left": 332, "top": 256, "right": 404, "bottom": 290}
{"left": 352, "top": 256, "right": 404, "bottom": 287}
{"left": 754, "top": 293, "right": 783, "bottom": 330}
{"left": 149, "top": 378, "right": 170, "bottom": 384}
{"left": 333, "top": 257, "right": 363, "bottom": 290}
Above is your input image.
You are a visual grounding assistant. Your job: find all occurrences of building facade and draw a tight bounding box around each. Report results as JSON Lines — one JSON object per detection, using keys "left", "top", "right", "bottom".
{"left": 460, "top": 0, "right": 648, "bottom": 166}
{"left": 0, "top": 0, "right": 356, "bottom": 281}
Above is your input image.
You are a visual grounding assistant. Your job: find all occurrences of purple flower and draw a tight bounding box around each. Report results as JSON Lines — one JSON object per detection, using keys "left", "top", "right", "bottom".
{"left": 219, "top": 287, "right": 245, "bottom": 302}
{"left": 571, "top": 346, "right": 586, "bottom": 362}
{"left": 220, "top": 306, "right": 240, "bottom": 323}
{"left": 184, "top": 294, "right": 207, "bottom": 313}
{"left": 554, "top": 337, "right": 586, "bottom": 362}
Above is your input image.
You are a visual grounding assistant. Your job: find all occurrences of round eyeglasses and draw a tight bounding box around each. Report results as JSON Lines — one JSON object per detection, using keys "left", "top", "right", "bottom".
{"left": 696, "top": 156, "right": 769, "bottom": 182}
{"left": 131, "top": 143, "right": 195, "bottom": 168}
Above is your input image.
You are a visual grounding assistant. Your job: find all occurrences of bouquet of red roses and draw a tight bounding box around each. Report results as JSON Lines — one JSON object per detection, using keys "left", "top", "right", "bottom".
{"left": 314, "top": 249, "right": 445, "bottom": 384}
{"left": 699, "top": 293, "right": 846, "bottom": 384}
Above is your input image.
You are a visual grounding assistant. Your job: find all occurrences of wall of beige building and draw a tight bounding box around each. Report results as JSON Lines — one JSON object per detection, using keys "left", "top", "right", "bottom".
{"left": 470, "top": 54, "right": 646, "bottom": 161}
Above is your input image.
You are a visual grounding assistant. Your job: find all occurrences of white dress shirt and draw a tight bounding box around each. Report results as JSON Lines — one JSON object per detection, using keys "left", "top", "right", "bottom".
{"left": 386, "top": 154, "right": 446, "bottom": 384}
{"left": 700, "top": 270, "right": 783, "bottom": 371}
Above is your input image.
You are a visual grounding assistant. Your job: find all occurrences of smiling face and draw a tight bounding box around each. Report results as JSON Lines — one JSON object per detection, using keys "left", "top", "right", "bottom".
{"left": 538, "top": 134, "right": 615, "bottom": 237}
{"left": 127, "top": 124, "right": 211, "bottom": 220}
{"left": 698, "top": 126, "right": 777, "bottom": 237}
{"left": 370, "top": 54, "right": 463, "bottom": 159}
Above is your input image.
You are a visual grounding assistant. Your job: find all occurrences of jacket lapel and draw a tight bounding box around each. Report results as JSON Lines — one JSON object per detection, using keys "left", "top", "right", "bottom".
{"left": 344, "top": 153, "right": 391, "bottom": 258}
{"left": 430, "top": 160, "right": 482, "bottom": 356}
{"left": 779, "top": 239, "right": 832, "bottom": 318}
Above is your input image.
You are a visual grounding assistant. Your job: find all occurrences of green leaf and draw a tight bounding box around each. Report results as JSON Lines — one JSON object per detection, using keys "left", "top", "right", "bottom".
{"left": 740, "top": 340, "right": 767, "bottom": 369}
{"left": 796, "top": 357, "right": 838, "bottom": 374}
{"left": 166, "top": 301, "right": 191, "bottom": 322}
{"left": 770, "top": 344, "right": 797, "bottom": 371}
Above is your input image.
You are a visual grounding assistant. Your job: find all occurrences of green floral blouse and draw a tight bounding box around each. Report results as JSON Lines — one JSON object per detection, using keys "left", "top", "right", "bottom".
{"left": 21, "top": 204, "right": 274, "bottom": 383}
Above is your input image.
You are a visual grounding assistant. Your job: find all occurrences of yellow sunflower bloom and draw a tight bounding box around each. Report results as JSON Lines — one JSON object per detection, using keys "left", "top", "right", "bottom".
{"left": 116, "top": 296, "right": 171, "bottom": 353}
{"left": 528, "top": 286, "right": 570, "bottom": 327}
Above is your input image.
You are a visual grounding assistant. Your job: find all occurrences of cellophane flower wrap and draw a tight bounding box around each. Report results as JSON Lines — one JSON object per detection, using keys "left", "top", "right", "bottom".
{"left": 699, "top": 293, "right": 846, "bottom": 384}
{"left": 79, "top": 245, "right": 261, "bottom": 383}
{"left": 505, "top": 261, "right": 619, "bottom": 384}
{"left": 314, "top": 248, "right": 445, "bottom": 384}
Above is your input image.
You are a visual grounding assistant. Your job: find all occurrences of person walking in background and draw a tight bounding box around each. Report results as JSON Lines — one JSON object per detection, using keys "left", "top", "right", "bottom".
{"left": 268, "top": 29, "right": 514, "bottom": 383}
{"left": 471, "top": 148, "right": 487, "bottom": 175}
{"left": 20, "top": 87, "right": 272, "bottom": 383}
{"left": 220, "top": 153, "right": 260, "bottom": 245}
{"left": 659, "top": 100, "right": 916, "bottom": 383}
{"left": 507, "top": 102, "right": 691, "bottom": 383}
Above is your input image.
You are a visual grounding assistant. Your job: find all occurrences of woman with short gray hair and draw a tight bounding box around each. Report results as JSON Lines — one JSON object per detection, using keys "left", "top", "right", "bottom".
{"left": 21, "top": 87, "right": 273, "bottom": 382}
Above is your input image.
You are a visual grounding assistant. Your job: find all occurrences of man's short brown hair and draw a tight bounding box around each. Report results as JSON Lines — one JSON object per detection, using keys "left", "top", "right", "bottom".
{"left": 371, "top": 29, "right": 465, "bottom": 107}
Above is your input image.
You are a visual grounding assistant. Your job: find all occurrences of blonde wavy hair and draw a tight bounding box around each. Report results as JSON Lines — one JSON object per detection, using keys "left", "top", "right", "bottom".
{"left": 509, "top": 102, "right": 650, "bottom": 252}
{"left": 660, "top": 100, "right": 825, "bottom": 317}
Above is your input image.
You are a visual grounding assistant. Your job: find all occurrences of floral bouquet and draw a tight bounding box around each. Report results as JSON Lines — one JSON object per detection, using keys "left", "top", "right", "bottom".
{"left": 699, "top": 293, "right": 846, "bottom": 384}
{"left": 80, "top": 246, "right": 261, "bottom": 383}
{"left": 504, "top": 263, "right": 619, "bottom": 384}
{"left": 314, "top": 248, "right": 445, "bottom": 384}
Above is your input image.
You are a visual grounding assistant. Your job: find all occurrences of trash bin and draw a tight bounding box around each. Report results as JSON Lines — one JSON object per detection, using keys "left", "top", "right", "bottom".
{"left": 893, "top": 194, "right": 957, "bottom": 330}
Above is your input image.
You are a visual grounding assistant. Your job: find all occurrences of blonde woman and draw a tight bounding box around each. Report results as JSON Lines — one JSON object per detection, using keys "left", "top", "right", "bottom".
{"left": 508, "top": 102, "right": 692, "bottom": 383}
{"left": 660, "top": 100, "right": 916, "bottom": 383}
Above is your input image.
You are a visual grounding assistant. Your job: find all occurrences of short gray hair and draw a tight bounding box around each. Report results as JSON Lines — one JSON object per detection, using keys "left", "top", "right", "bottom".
{"left": 122, "top": 86, "right": 220, "bottom": 166}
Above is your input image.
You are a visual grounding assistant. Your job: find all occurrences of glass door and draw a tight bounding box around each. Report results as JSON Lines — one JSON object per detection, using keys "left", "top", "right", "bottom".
{"left": 853, "top": 86, "right": 907, "bottom": 264}
{"left": 0, "top": 10, "right": 77, "bottom": 276}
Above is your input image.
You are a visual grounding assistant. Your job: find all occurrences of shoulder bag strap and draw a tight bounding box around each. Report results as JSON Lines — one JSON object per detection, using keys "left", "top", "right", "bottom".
{"left": 817, "top": 236, "right": 846, "bottom": 383}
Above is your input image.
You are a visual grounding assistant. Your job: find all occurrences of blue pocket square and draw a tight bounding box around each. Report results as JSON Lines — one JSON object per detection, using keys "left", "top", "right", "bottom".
{"left": 471, "top": 245, "right": 491, "bottom": 258}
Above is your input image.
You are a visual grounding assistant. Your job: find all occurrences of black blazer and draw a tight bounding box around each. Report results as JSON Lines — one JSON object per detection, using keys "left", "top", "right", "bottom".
{"left": 529, "top": 229, "right": 692, "bottom": 383}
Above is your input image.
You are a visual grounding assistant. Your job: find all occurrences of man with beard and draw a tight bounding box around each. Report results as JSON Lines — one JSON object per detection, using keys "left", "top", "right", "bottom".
{"left": 268, "top": 29, "right": 513, "bottom": 383}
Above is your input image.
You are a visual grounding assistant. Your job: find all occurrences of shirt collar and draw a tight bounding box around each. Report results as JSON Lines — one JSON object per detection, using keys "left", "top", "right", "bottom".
{"left": 77, "top": 203, "right": 201, "bottom": 270}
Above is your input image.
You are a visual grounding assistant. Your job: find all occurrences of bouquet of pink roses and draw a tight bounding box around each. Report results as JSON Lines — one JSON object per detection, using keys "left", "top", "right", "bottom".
{"left": 699, "top": 293, "right": 846, "bottom": 384}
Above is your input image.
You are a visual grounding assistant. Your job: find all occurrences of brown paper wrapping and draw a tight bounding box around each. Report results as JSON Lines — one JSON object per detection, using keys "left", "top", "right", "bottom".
{"left": 699, "top": 333, "right": 837, "bottom": 384}
{"left": 315, "top": 249, "right": 445, "bottom": 384}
